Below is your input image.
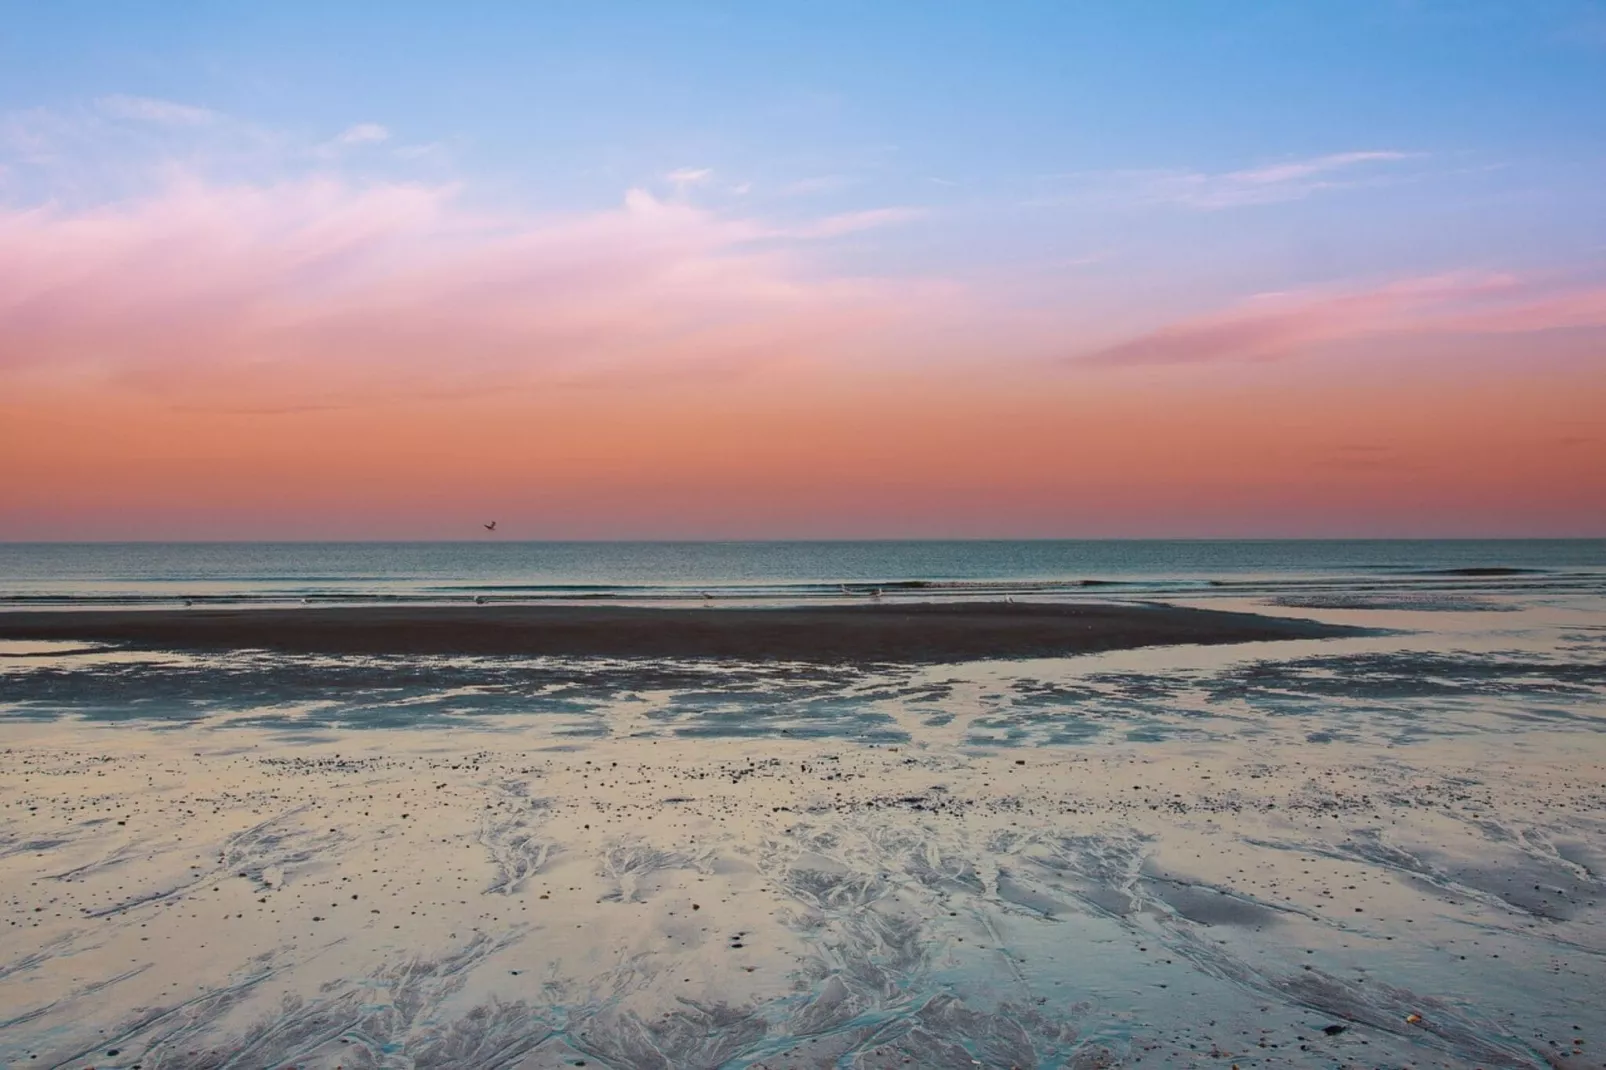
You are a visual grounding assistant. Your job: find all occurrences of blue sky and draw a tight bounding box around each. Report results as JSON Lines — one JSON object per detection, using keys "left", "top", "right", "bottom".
{"left": 4, "top": 3, "right": 1602, "bottom": 192}
{"left": 4, "top": 2, "right": 1603, "bottom": 296}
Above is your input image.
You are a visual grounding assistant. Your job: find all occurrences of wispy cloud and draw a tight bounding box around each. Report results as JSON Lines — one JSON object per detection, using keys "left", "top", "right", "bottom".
{"left": 336, "top": 122, "right": 390, "bottom": 145}
{"left": 1080, "top": 272, "right": 1606, "bottom": 365}
{"left": 393, "top": 141, "right": 446, "bottom": 161}
{"left": 778, "top": 175, "right": 853, "bottom": 197}
{"left": 780, "top": 206, "right": 926, "bottom": 239}
{"left": 1142, "top": 150, "right": 1420, "bottom": 208}
{"left": 96, "top": 94, "right": 218, "bottom": 126}
{"left": 1043, "top": 150, "right": 1422, "bottom": 210}
{"left": 1227, "top": 150, "right": 1414, "bottom": 186}
{"left": 665, "top": 167, "right": 713, "bottom": 187}
{"left": 3, "top": 97, "right": 273, "bottom": 187}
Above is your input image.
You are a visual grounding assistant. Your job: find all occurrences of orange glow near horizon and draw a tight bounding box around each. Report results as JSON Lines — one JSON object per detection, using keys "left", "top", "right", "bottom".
{"left": 6, "top": 354, "right": 1603, "bottom": 539}
{"left": 3, "top": 179, "right": 1604, "bottom": 539}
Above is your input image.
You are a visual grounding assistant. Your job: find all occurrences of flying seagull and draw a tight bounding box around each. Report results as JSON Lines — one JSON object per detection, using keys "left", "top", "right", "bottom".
{"left": 484, "top": 521, "right": 497, "bottom": 532}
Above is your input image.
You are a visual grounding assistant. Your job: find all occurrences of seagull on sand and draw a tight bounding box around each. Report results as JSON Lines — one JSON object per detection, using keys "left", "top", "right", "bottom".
{"left": 483, "top": 520, "right": 497, "bottom": 532}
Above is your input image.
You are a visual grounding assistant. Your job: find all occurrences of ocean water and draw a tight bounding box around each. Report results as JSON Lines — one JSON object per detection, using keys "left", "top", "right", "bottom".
{"left": 2, "top": 538, "right": 1603, "bottom": 605}
{"left": 2, "top": 540, "right": 1605, "bottom": 1069}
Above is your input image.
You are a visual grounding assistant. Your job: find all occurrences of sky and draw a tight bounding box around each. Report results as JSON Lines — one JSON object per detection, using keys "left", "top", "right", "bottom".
{"left": 1, "top": 1, "right": 1603, "bottom": 539}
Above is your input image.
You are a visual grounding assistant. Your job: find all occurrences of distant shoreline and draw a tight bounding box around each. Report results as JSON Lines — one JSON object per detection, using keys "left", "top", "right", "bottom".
{"left": 0, "top": 602, "right": 1365, "bottom": 663}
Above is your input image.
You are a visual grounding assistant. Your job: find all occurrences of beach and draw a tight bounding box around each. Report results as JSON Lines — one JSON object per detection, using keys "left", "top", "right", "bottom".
{"left": 5, "top": 723, "right": 1602, "bottom": 1069}
{"left": 1, "top": 544, "right": 1604, "bottom": 1068}
{"left": 7, "top": 0, "right": 1604, "bottom": 1063}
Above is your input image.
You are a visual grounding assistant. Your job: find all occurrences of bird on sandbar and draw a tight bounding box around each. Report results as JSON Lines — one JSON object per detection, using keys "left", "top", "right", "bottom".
{"left": 483, "top": 520, "right": 497, "bottom": 532}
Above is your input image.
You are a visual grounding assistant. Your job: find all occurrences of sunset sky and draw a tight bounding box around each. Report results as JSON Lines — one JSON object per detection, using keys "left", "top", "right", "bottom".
{"left": 2, "top": 2, "right": 1603, "bottom": 539}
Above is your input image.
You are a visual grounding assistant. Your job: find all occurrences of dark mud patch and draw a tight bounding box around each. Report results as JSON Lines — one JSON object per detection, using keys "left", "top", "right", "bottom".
{"left": 1144, "top": 877, "right": 1286, "bottom": 928}
{"left": 0, "top": 602, "right": 1367, "bottom": 663}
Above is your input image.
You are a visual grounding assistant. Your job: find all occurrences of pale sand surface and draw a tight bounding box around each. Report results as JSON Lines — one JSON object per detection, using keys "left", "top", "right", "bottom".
{"left": 2, "top": 599, "right": 1604, "bottom": 1069}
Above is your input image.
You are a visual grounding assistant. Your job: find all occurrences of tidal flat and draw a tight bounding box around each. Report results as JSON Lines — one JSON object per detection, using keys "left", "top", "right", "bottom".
{"left": 1, "top": 596, "right": 1604, "bottom": 1069}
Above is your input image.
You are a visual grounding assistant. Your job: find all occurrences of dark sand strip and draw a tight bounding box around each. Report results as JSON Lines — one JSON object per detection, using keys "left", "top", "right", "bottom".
{"left": 0, "top": 602, "right": 1362, "bottom": 663}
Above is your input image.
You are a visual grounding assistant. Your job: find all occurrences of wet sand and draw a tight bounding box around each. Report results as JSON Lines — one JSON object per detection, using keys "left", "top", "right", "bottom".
{"left": 4, "top": 725, "right": 1603, "bottom": 1069}
{"left": 0, "top": 602, "right": 1361, "bottom": 662}
{"left": 1, "top": 596, "right": 1602, "bottom": 1069}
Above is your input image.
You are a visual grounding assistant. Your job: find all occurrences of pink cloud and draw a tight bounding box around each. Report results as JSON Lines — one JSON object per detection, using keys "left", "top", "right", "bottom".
{"left": 1081, "top": 273, "right": 1606, "bottom": 365}
{"left": 0, "top": 178, "right": 954, "bottom": 403}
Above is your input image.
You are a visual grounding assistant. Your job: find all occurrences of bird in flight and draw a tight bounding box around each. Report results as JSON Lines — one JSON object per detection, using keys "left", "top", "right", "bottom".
{"left": 484, "top": 521, "right": 497, "bottom": 532}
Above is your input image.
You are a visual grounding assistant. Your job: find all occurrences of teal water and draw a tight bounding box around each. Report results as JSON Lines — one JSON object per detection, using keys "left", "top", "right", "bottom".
{"left": 2, "top": 539, "right": 1601, "bottom": 605}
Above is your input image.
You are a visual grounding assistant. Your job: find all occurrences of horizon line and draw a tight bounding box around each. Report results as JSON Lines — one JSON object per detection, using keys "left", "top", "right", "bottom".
{"left": 3, "top": 536, "right": 1602, "bottom": 546}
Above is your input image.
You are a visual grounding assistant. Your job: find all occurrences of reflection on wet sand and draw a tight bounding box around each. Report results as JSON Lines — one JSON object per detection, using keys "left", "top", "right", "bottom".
{"left": 1, "top": 599, "right": 1603, "bottom": 1069}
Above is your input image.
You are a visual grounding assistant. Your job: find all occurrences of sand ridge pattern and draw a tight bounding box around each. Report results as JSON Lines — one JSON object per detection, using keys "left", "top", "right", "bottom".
{"left": 3, "top": 734, "right": 1604, "bottom": 1066}
{"left": 2, "top": 595, "right": 1604, "bottom": 1067}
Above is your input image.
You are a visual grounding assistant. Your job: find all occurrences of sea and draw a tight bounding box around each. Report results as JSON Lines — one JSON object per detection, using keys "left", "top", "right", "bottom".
{"left": 2, "top": 539, "right": 1604, "bottom": 1069}
{"left": 2, "top": 538, "right": 1603, "bottom": 606}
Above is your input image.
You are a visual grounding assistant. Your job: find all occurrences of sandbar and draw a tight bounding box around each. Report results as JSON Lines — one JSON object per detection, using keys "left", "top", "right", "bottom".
{"left": 0, "top": 601, "right": 1363, "bottom": 662}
